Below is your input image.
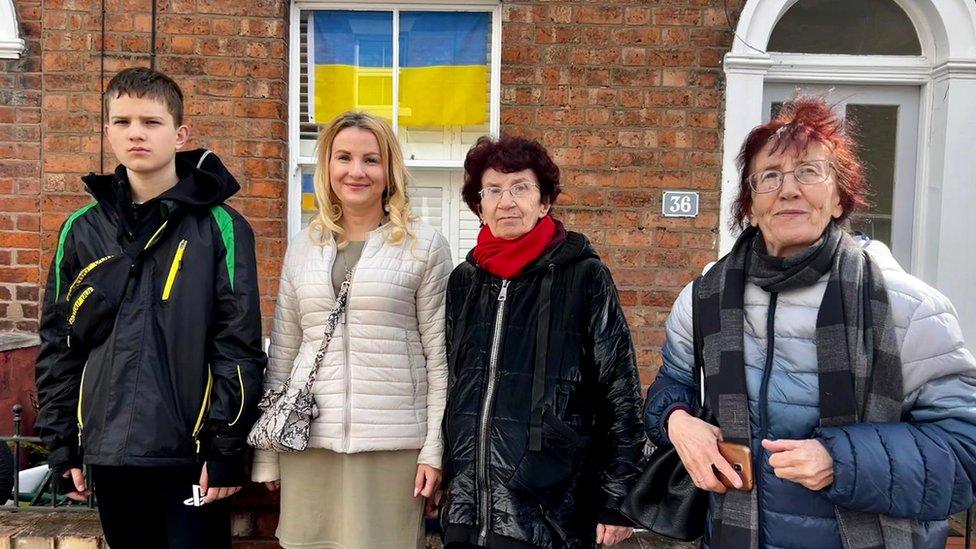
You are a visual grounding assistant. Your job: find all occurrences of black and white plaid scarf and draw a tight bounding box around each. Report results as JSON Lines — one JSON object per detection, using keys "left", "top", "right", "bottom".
{"left": 697, "top": 222, "right": 914, "bottom": 549}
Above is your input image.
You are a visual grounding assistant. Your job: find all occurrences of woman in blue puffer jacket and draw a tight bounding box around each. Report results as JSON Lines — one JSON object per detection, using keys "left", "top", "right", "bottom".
{"left": 643, "top": 97, "right": 976, "bottom": 548}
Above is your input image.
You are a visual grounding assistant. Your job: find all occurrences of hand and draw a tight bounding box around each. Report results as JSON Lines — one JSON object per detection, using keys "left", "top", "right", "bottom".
{"left": 63, "top": 467, "right": 91, "bottom": 502}
{"left": 596, "top": 523, "right": 633, "bottom": 546}
{"left": 667, "top": 409, "right": 742, "bottom": 493}
{"left": 264, "top": 480, "right": 280, "bottom": 492}
{"left": 199, "top": 462, "right": 242, "bottom": 504}
{"left": 763, "top": 438, "right": 834, "bottom": 491}
{"left": 424, "top": 489, "right": 443, "bottom": 518}
{"left": 413, "top": 463, "right": 442, "bottom": 499}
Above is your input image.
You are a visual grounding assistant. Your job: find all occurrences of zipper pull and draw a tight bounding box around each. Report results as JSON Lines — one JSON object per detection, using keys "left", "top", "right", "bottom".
{"left": 498, "top": 280, "right": 510, "bottom": 302}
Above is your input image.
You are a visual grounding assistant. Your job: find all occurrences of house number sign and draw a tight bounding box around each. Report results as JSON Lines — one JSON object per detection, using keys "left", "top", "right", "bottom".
{"left": 662, "top": 191, "right": 700, "bottom": 218}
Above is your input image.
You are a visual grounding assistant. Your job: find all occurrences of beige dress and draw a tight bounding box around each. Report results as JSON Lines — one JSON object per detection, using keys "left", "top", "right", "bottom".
{"left": 277, "top": 448, "right": 425, "bottom": 549}
{"left": 275, "top": 242, "right": 425, "bottom": 549}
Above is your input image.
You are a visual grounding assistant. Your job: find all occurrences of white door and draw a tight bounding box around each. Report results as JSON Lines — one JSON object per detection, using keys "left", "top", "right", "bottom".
{"left": 763, "top": 84, "right": 920, "bottom": 271}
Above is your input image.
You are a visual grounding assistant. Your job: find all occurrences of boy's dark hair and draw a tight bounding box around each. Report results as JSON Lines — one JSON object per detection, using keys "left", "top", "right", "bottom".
{"left": 103, "top": 67, "right": 185, "bottom": 126}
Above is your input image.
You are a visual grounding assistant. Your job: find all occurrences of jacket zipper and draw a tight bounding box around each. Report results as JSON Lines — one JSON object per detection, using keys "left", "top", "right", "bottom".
{"left": 161, "top": 239, "right": 188, "bottom": 301}
{"left": 756, "top": 292, "right": 778, "bottom": 549}
{"left": 477, "top": 279, "right": 510, "bottom": 545}
{"left": 228, "top": 364, "right": 245, "bottom": 427}
{"left": 76, "top": 362, "right": 88, "bottom": 447}
{"left": 191, "top": 368, "right": 214, "bottom": 454}
{"left": 342, "top": 258, "right": 356, "bottom": 453}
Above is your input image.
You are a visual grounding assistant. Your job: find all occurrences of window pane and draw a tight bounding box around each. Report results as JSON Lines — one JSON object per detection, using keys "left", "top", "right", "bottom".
{"left": 308, "top": 11, "right": 394, "bottom": 124}
{"left": 300, "top": 166, "right": 318, "bottom": 229}
{"left": 398, "top": 11, "right": 491, "bottom": 162}
{"left": 846, "top": 104, "right": 898, "bottom": 247}
{"left": 768, "top": 0, "right": 921, "bottom": 55}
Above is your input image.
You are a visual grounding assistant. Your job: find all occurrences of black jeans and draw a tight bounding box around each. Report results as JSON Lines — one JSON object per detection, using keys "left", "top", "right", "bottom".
{"left": 90, "top": 464, "right": 232, "bottom": 549}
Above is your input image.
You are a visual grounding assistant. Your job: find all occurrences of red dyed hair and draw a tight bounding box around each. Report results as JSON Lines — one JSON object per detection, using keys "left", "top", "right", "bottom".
{"left": 732, "top": 96, "right": 868, "bottom": 229}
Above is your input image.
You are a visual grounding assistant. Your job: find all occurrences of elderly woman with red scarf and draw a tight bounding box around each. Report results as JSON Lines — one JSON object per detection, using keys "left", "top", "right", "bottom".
{"left": 437, "top": 136, "right": 645, "bottom": 549}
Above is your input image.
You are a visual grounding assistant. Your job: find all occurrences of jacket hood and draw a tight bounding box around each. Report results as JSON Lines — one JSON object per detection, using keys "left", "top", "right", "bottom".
{"left": 464, "top": 221, "right": 600, "bottom": 276}
{"left": 83, "top": 148, "right": 240, "bottom": 210}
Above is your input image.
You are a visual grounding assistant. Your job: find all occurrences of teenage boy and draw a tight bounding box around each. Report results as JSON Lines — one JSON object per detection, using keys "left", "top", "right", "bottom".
{"left": 35, "top": 67, "right": 266, "bottom": 549}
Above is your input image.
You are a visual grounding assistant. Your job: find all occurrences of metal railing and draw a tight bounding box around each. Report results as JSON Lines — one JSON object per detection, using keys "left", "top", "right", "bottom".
{"left": 0, "top": 404, "right": 94, "bottom": 509}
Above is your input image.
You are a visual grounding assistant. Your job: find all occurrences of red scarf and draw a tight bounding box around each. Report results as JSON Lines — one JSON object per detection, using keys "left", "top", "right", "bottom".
{"left": 473, "top": 215, "right": 559, "bottom": 279}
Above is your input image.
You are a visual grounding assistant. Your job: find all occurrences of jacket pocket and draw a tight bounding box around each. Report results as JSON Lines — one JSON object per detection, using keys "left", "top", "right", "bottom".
{"left": 227, "top": 364, "right": 245, "bottom": 427}
{"left": 161, "top": 239, "right": 188, "bottom": 302}
{"left": 66, "top": 255, "right": 115, "bottom": 302}
{"left": 405, "top": 329, "right": 421, "bottom": 425}
{"left": 191, "top": 367, "right": 213, "bottom": 453}
{"left": 76, "top": 362, "right": 89, "bottom": 445}
{"left": 506, "top": 406, "right": 587, "bottom": 506}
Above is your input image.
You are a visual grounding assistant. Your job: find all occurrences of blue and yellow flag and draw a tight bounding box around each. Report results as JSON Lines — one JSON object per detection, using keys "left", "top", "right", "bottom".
{"left": 310, "top": 11, "right": 393, "bottom": 123}
{"left": 301, "top": 172, "right": 316, "bottom": 213}
{"left": 398, "top": 12, "right": 489, "bottom": 127}
{"left": 310, "top": 10, "right": 489, "bottom": 127}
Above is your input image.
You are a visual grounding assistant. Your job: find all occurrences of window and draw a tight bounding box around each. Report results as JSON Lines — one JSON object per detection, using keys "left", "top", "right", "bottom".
{"left": 768, "top": 0, "right": 921, "bottom": 55}
{"left": 290, "top": 2, "right": 500, "bottom": 264}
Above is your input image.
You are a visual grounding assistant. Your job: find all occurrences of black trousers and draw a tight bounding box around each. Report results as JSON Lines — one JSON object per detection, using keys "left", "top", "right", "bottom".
{"left": 90, "top": 464, "right": 232, "bottom": 549}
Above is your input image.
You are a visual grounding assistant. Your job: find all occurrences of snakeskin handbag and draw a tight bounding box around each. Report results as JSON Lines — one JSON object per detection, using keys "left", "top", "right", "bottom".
{"left": 247, "top": 270, "right": 352, "bottom": 452}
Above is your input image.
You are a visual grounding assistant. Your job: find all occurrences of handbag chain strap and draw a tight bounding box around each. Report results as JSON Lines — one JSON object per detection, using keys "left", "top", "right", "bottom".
{"left": 299, "top": 268, "right": 354, "bottom": 392}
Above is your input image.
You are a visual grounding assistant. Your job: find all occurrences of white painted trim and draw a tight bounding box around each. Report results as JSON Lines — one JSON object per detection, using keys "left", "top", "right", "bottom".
{"left": 489, "top": 4, "right": 502, "bottom": 138}
{"left": 721, "top": 0, "right": 976, "bottom": 346}
{"left": 0, "top": 0, "right": 25, "bottom": 60}
{"left": 764, "top": 54, "right": 932, "bottom": 84}
{"left": 287, "top": 4, "right": 303, "bottom": 237}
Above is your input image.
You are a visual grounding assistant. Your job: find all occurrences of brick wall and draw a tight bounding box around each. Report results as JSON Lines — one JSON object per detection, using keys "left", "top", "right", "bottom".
{"left": 0, "top": 0, "right": 42, "bottom": 333}
{"left": 2, "top": 0, "right": 288, "bottom": 335}
{"left": 499, "top": 1, "right": 738, "bottom": 383}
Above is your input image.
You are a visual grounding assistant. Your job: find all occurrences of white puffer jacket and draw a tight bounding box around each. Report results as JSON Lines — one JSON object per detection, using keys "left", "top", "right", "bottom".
{"left": 251, "top": 220, "right": 453, "bottom": 482}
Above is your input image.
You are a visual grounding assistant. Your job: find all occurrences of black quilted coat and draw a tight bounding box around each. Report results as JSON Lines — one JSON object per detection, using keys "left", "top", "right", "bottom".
{"left": 440, "top": 230, "right": 644, "bottom": 549}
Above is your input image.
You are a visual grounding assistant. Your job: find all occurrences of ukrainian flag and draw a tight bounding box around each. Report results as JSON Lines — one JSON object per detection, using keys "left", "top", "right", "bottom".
{"left": 310, "top": 11, "right": 489, "bottom": 127}
{"left": 398, "top": 12, "right": 489, "bottom": 127}
{"left": 310, "top": 11, "right": 394, "bottom": 123}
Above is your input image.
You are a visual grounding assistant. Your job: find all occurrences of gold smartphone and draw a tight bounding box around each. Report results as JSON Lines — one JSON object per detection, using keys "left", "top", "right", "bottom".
{"left": 715, "top": 441, "right": 754, "bottom": 492}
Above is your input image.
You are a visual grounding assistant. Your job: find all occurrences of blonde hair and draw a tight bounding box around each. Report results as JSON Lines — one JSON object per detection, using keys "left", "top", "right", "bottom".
{"left": 310, "top": 111, "right": 413, "bottom": 247}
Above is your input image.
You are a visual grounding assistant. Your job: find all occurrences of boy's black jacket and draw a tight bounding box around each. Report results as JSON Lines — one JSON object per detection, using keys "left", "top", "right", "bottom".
{"left": 35, "top": 149, "right": 267, "bottom": 486}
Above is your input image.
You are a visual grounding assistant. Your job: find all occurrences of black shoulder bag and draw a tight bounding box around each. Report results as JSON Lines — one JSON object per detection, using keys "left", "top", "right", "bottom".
{"left": 620, "top": 276, "right": 711, "bottom": 541}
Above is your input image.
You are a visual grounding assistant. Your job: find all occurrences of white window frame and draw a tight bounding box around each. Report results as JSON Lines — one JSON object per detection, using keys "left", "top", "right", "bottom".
{"left": 287, "top": 0, "right": 502, "bottom": 260}
{"left": 0, "top": 0, "right": 26, "bottom": 59}
{"left": 720, "top": 0, "right": 976, "bottom": 345}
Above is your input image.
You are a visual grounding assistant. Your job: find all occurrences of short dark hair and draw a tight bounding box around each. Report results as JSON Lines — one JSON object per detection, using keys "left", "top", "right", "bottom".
{"left": 103, "top": 67, "right": 185, "bottom": 126}
{"left": 733, "top": 96, "right": 867, "bottom": 228}
{"left": 461, "top": 135, "right": 561, "bottom": 215}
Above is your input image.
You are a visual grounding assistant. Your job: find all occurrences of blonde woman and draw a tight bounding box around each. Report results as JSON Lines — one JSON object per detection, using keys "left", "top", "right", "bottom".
{"left": 252, "top": 112, "right": 452, "bottom": 548}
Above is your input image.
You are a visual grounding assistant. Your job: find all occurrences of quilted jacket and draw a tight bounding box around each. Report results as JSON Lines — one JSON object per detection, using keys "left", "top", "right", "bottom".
{"left": 644, "top": 239, "right": 976, "bottom": 548}
{"left": 251, "top": 220, "right": 453, "bottom": 482}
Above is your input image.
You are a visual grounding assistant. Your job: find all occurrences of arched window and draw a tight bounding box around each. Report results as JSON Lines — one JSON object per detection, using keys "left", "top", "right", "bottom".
{"left": 768, "top": 0, "right": 921, "bottom": 55}
{"left": 0, "top": 0, "right": 25, "bottom": 60}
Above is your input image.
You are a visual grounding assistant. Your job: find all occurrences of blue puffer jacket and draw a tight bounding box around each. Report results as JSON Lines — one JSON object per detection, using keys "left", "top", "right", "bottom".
{"left": 643, "top": 240, "right": 976, "bottom": 548}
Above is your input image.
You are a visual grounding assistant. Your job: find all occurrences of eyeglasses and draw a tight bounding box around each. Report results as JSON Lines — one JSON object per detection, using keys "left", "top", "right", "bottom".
{"left": 747, "top": 159, "right": 833, "bottom": 194}
{"left": 478, "top": 182, "right": 539, "bottom": 202}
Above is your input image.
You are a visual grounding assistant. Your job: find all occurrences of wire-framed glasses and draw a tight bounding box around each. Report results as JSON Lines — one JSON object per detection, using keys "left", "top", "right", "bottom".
{"left": 747, "top": 159, "right": 833, "bottom": 194}
{"left": 478, "top": 182, "right": 539, "bottom": 202}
